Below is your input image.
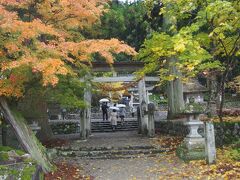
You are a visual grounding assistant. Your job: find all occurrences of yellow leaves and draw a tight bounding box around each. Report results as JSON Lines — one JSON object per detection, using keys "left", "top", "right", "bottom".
{"left": 186, "top": 64, "right": 195, "bottom": 71}
{"left": 0, "top": 79, "right": 23, "bottom": 98}
{"left": 0, "top": 50, "right": 4, "bottom": 56}
{"left": 1, "top": 0, "right": 109, "bottom": 29}
{"left": 207, "top": 116, "right": 240, "bottom": 123}
{"left": 151, "top": 135, "right": 183, "bottom": 152}
{"left": 4, "top": 43, "right": 20, "bottom": 54}
{"left": 174, "top": 42, "right": 186, "bottom": 53}
{"left": 32, "top": 58, "right": 70, "bottom": 86}
{"left": 1, "top": 57, "right": 35, "bottom": 71}
{"left": 16, "top": 20, "right": 60, "bottom": 42}
{"left": 37, "top": 0, "right": 109, "bottom": 29}
{"left": 149, "top": 135, "right": 240, "bottom": 179}
{"left": 0, "top": 6, "right": 60, "bottom": 41}
{"left": 1, "top": 57, "right": 70, "bottom": 87}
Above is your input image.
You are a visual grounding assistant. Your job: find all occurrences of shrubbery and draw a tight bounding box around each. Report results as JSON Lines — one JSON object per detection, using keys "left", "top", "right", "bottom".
{"left": 225, "top": 140, "right": 240, "bottom": 161}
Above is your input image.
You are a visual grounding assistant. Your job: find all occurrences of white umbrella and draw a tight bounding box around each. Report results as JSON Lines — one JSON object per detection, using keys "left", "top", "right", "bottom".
{"left": 99, "top": 98, "right": 109, "bottom": 103}
{"left": 109, "top": 107, "right": 120, "bottom": 111}
{"left": 117, "top": 104, "right": 126, "bottom": 108}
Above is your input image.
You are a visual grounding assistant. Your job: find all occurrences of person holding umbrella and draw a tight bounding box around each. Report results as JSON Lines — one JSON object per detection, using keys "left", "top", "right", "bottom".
{"left": 117, "top": 104, "right": 126, "bottom": 125}
{"left": 99, "top": 98, "right": 109, "bottom": 121}
{"left": 101, "top": 102, "right": 109, "bottom": 121}
{"left": 109, "top": 107, "right": 119, "bottom": 131}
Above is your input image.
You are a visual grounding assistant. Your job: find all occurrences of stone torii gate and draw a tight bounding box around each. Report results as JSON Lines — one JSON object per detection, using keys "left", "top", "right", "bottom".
{"left": 80, "top": 62, "right": 159, "bottom": 140}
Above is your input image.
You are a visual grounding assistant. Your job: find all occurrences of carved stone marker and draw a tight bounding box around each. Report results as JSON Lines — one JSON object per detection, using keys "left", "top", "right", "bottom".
{"left": 148, "top": 103, "right": 155, "bottom": 137}
{"left": 141, "top": 101, "right": 148, "bottom": 136}
{"left": 80, "top": 76, "right": 92, "bottom": 140}
{"left": 138, "top": 78, "right": 148, "bottom": 136}
{"left": 205, "top": 122, "right": 216, "bottom": 164}
{"left": 137, "top": 106, "right": 141, "bottom": 134}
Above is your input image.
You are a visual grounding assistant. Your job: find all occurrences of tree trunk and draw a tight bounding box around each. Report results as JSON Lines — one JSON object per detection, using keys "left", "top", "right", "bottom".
{"left": 17, "top": 92, "right": 54, "bottom": 141}
{"left": 162, "top": 8, "right": 185, "bottom": 119}
{"left": 207, "top": 74, "right": 218, "bottom": 117}
{"left": 0, "top": 97, "right": 53, "bottom": 173}
{"left": 167, "top": 57, "right": 185, "bottom": 119}
{"left": 35, "top": 100, "right": 53, "bottom": 141}
{"left": 218, "top": 75, "right": 226, "bottom": 122}
{"left": 37, "top": 116, "right": 54, "bottom": 141}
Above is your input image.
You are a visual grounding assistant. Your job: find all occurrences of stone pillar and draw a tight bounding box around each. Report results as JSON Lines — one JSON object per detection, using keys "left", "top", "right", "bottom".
{"left": 112, "top": 71, "right": 117, "bottom": 77}
{"left": 205, "top": 122, "right": 216, "bottom": 164}
{"left": 146, "top": 91, "right": 149, "bottom": 104}
{"left": 148, "top": 103, "right": 155, "bottom": 137}
{"left": 80, "top": 76, "right": 92, "bottom": 140}
{"left": 137, "top": 106, "right": 141, "bottom": 134}
{"left": 80, "top": 109, "right": 86, "bottom": 140}
{"left": 85, "top": 81, "right": 92, "bottom": 137}
{"left": 138, "top": 78, "right": 148, "bottom": 136}
{"left": 141, "top": 101, "right": 148, "bottom": 135}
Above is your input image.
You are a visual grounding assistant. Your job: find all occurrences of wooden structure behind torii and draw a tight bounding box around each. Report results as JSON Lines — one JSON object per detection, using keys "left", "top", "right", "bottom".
{"left": 90, "top": 61, "right": 145, "bottom": 72}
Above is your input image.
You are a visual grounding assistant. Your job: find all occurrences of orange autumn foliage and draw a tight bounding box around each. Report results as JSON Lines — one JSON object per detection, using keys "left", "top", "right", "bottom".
{"left": 0, "top": 1, "right": 136, "bottom": 98}
{"left": 0, "top": 0, "right": 109, "bottom": 29}
{"left": 60, "top": 39, "right": 137, "bottom": 64}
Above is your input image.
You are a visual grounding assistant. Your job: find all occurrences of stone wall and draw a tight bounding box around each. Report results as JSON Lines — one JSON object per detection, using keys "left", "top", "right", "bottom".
{"left": 155, "top": 120, "right": 240, "bottom": 147}
{"left": 50, "top": 122, "right": 80, "bottom": 135}
{"left": 0, "top": 125, "right": 21, "bottom": 149}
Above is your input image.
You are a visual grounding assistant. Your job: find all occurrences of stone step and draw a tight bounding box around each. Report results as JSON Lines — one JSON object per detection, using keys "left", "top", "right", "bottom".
{"left": 91, "top": 124, "right": 138, "bottom": 128}
{"left": 91, "top": 129, "right": 138, "bottom": 133}
{"left": 91, "top": 122, "right": 138, "bottom": 132}
{"left": 62, "top": 153, "right": 160, "bottom": 160}
{"left": 56, "top": 145, "right": 166, "bottom": 160}
{"left": 91, "top": 121, "right": 138, "bottom": 132}
{"left": 58, "top": 145, "right": 156, "bottom": 151}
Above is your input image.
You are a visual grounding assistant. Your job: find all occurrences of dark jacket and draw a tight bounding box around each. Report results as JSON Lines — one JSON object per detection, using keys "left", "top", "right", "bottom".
{"left": 101, "top": 104, "right": 108, "bottom": 112}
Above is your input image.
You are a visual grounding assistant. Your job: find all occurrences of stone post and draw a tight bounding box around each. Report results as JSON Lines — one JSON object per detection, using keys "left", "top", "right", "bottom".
{"left": 137, "top": 106, "right": 141, "bottom": 134}
{"left": 204, "top": 122, "right": 216, "bottom": 164}
{"left": 85, "top": 80, "right": 92, "bottom": 137}
{"left": 80, "top": 75, "right": 92, "bottom": 140}
{"left": 138, "top": 78, "right": 148, "bottom": 136}
{"left": 80, "top": 109, "right": 87, "bottom": 140}
{"left": 141, "top": 101, "right": 148, "bottom": 136}
{"left": 148, "top": 103, "right": 155, "bottom": 137}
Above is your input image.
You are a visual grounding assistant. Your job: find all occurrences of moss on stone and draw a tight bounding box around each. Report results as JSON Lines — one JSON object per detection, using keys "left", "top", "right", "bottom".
{"left": 0, "top": 152, "right": 9, "bottom": 161}
{"left": 176, "top": 143, "right": 205, "bottom": 162}
{"left": 22, "top": 164, "right": 36, "bottom": 180}
{"left": 0, "top": 146, "right": 13, "bottom": 152}
{"left": 0, "top": 162, "right": 38, "bottom": 179}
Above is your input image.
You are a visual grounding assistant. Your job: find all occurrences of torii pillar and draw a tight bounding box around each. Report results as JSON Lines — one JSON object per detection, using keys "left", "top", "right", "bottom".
{"left": 80, "top": 76, "right": 92, "bottom": 140}
{"left": 138, "top": 77, "right": 148, "bottom": 136}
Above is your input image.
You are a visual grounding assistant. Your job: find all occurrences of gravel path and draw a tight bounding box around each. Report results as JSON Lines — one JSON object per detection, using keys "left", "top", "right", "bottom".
{"left": 58, "top": 131, "right": 188, "bottom": 180}
{"left": 67, "top": 154, "right": 185, "bottom": 180}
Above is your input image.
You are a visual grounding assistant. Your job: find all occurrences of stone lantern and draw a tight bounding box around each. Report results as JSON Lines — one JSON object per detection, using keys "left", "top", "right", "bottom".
{"left": 176, "top": 97, "right": 206, "bottom": 161}
{"left": 183, "top": 79, "right": 208, "bottom": 104}
{"left": 29, "top": 121, "right": 41, "bottom": 134}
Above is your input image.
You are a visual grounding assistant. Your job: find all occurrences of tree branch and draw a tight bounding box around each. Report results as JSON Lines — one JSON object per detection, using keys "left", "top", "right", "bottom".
{"left": 229, "top": 31, "right": 240, "bottom": 55}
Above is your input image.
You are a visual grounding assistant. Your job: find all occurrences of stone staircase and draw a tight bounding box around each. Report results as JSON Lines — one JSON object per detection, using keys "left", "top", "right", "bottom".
{"left": 56, "top": 145, "right": 166, "bottom": 160}
{"left": 91, "top": 120, "right": 138, "bottom": 132}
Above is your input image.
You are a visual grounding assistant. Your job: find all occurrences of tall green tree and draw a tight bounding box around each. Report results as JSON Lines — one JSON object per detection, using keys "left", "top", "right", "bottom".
{"left": 138, "top": 0, "right": 239, "bottom": 119}
{"left": 83, "top": 0, "right": 163, "bottom": 51}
